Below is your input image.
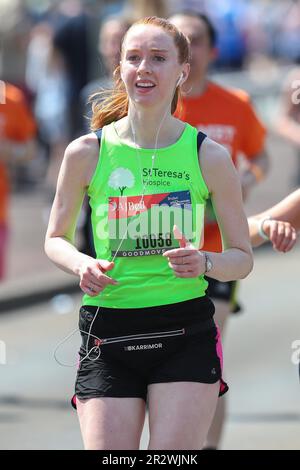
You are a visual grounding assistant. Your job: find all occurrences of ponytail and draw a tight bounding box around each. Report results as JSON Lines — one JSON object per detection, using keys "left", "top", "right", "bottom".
{"left": 90, "top": 66, "right": 128, "bottom": 131}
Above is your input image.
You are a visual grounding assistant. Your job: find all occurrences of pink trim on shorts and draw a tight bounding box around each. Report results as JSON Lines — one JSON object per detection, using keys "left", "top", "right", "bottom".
{"left": 71, "top": 394, "right": 77, "bottom": 409}
{"left": 71, "top": 353, "right": 81, "bottom": 409}
{"left": 214, "top": 323, "right": 228, "bottom": 397}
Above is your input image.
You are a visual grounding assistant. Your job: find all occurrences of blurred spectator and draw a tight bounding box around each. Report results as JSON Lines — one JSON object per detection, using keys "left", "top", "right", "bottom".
{"left": 0, "top": 81, "right": 36, "bottom": 280}
{"left": 275, "top": 67, "right": 300, "bottom": 184}
{"left": 241, "top": 0, "right": 276, "bottom": 59}
{"left": 123, "top": 0, "right": 170, "bottom": 21}
{"left": 25, "top": 0, "right": 101, "bottom": 196}
{"left": 168, "top": 0, "right": 207, "bottom": 13}
{"left": 80, "top": 15, "right": 130, "bottom": 133}
{"left": 169, "top": 0, "right": 300, "bottom": 70}
{"left": 169, "top": 0, "right": 249, "bottom": 69}
{"left": 0, "top": 0, "right": 33, "bottom": 87}
{"left": 208, "top": 0, "right": 248, "bottom": 69}
{"left": 26, "top": 23, "right": 69, "bottom": 138}
{"left": 273, "top": 0, "right": 300, "bottom": 63}
{"left": 5, "top": 0, "right": 300, "bottom": 93}
{"left": 52, "top": 0, "right": 102, "bottom": 138}
{"left": 25, "top": 21, "right": 70, "bottom": 194}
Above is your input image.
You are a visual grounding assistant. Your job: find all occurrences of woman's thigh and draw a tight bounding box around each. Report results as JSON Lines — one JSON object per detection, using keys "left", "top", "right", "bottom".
{"left": 147, "top": 381, "right": 219, "bottom": 450}
{"left": 76, "top": 396, "right": 146, "bottom": 450}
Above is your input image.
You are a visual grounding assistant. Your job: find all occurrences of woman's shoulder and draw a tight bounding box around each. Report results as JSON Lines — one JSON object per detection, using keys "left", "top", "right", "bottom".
{"left": 200, "top": 137, "right": 231, "bottom": 166}
{"left": 199, "top": 137, "right": 234, "bottom": 192}
{"left": 64, "top": 132, "right": 100, "bottom": 187}
{"left": 66, "top": 132, "right": 99, "bottom": 159}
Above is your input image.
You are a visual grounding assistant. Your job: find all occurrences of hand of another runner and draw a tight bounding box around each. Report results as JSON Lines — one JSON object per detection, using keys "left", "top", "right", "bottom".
{"left": 163, "top": 226, "right": 205, "bottom": 278}
{"left": 79, "top": 258, "right": 118, "bottom": 296}
{"left": 263, "top": 219, "right": 297, "bottom": 253}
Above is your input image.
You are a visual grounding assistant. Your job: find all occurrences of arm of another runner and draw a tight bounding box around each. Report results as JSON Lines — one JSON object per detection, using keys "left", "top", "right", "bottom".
{"left": 248, "top": 189, "right": 300, "bottom": 249}
{"left": 44, "top": 134, "right": 118, "bottom": 296}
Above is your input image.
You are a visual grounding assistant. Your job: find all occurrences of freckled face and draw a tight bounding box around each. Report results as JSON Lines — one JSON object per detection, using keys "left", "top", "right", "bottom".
{"left": 120, "top": 24, "right": 187, "bottom": 109}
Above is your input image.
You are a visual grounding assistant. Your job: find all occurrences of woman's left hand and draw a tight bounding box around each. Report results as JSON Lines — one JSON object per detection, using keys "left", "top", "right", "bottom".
{"left": 163, "top": 226, "right": 206, "bottom": 278}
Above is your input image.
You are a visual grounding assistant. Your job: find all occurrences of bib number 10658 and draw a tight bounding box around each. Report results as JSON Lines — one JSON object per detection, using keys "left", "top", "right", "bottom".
{"left": 135, "top": 233, "right": 172, "bottom": 250}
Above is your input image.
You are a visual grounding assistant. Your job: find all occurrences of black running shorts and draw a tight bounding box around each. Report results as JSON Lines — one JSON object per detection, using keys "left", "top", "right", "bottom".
{"left": 71, "top": 296, "right": 228, "bottom": 409}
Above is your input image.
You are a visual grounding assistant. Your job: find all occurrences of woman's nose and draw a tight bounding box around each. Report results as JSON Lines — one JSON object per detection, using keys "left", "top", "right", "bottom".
{"left": 137, "top": 58, "right": 152, "bottom": 75}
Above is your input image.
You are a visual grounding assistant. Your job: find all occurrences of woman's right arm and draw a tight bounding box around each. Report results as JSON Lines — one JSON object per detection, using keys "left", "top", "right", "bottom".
{"left": 44, "top": 134, "right": 118, "bottom": 296}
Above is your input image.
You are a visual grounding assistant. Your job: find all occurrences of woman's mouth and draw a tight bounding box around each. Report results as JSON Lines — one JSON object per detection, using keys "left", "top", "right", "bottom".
{"left": 135, "top": 80, "right": 156, "bottom": 91}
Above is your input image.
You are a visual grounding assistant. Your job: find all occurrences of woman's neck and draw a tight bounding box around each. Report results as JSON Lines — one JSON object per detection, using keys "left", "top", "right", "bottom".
{"left": 115, "top": 106, "right": 183, "bottom": 149}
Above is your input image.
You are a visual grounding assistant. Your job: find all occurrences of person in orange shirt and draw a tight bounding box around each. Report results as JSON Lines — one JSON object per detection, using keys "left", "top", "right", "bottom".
{"left": 170, "top": 11, "right": 269, "bottom": 449}
{"left": 0, "top": 81, "right": 36, "bottom": 280}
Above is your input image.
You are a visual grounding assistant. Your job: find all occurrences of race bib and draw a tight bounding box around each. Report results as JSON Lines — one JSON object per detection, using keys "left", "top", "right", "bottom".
{"left": 108, "top": 190, "right": 194, "bottom": 257}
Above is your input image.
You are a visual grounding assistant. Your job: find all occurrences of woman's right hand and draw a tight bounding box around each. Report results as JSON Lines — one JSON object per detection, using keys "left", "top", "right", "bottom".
{"left": 78, "top": 258, "right": 118, "bottom": 296}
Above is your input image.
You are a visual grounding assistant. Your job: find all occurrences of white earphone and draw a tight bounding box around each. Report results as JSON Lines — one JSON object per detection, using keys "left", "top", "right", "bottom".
{"left": 176, "top": 72, "right": 184, "bottom": 87}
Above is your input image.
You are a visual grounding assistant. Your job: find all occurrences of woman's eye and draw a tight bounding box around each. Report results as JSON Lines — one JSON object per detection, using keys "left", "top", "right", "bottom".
{"left": 154, "top": 56, "right": 165, "bottom": 62}
{"left": 128, "top": 55, "right": 139, "bottom": 61}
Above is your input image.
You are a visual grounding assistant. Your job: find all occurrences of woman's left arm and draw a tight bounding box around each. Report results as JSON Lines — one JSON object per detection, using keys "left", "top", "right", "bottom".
{"left": 200, "top": 138, "right": 253, "bottom": 281}
{"left": 164, "top": 139, "right": 253, "bottom": 282}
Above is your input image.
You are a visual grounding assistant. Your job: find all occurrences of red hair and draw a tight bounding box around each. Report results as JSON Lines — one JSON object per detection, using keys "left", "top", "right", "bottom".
{"left": 90, "top": 16, "right": 190, "bottom": 131}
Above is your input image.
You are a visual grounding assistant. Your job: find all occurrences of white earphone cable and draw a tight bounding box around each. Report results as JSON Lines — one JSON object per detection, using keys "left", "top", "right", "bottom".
{"left": 54, "top": 104, "right": 171, "bottom": 368}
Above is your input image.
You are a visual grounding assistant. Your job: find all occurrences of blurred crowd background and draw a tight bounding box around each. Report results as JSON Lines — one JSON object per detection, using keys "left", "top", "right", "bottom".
{"left": 2, "top": 0, "right": 300, "bottom": 197}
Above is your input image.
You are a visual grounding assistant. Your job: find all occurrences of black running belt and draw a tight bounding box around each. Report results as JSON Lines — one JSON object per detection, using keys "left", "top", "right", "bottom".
{"left": 94, "top": 128, "right": 206, "bottom": 152}
{"left": 87, "top": 317, "right": 215, "bottom": 347}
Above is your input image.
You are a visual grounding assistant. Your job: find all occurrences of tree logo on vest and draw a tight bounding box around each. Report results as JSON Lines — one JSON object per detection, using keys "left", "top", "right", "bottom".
{"left": 108, "top": 168, "right": 135, "bottom": 196}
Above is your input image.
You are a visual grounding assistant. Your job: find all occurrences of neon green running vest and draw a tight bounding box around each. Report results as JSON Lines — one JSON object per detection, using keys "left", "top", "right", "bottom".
{"left": 82, "top": 122, "right": 210, "bottom": 309}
